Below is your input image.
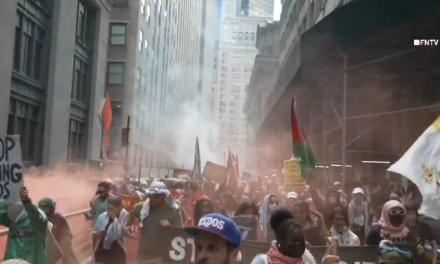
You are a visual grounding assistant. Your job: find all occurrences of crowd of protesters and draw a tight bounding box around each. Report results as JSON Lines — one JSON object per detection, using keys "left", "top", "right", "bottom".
{"left": 0, "top": 172, "right": 438, "bottom": 264}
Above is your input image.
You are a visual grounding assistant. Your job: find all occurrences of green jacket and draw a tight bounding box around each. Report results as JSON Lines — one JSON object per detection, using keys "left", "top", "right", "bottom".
{"left": 0, "top": 202, "right": 49, "bottom": 264}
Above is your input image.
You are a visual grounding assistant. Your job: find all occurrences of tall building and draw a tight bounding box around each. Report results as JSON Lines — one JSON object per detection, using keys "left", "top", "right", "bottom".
{"left": 107, "top": 0, "right": 215, "bottom": 172}
{"left": 0, "top": 0, "right": 112, "bottom": 169}
{"left": 237, "top": 0, "right": 274, "bottom": 18}
{"left": 213, "top": 0, "right": 271, "bottom": 168}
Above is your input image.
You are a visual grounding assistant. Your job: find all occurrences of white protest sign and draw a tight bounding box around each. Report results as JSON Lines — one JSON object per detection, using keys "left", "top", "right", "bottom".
{"left": 0, "top": 135, "right": 24, "bottom": 203}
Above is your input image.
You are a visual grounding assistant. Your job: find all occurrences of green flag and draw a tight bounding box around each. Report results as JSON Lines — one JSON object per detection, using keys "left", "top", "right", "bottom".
{"left": 291, "top": 98, "right": 316, "bottom": 179}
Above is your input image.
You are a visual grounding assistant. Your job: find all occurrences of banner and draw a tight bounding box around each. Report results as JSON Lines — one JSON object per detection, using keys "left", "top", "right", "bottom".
{"left": 0, "top": 135, "right": 24, "bottom": 203}
{"left": 151, "top": 227, "right": 378, "bottom": 264}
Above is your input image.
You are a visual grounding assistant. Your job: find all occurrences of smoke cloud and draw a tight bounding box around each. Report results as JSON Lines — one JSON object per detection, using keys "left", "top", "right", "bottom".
{"left": 24, "top": 166, "right": 101, "bottom": 213}
{"left": 165, "top": 98, "right": 223, "bottom": 170}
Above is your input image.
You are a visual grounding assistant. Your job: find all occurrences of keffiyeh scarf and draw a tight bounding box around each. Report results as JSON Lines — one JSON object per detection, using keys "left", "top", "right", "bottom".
{"left": 139, "top": 181, "right": 177, "bottom": 227}
{"left": 259, "top": 194, "right": 275, "bottom": 239}
{"left": 93, "top": 209, "right": 129, "bottom": 250}
{"left": 266, "top": 242, "right": 316, "bottom": 264}
{"left": 329, "top": 226, "right": 351, "bottom": 246}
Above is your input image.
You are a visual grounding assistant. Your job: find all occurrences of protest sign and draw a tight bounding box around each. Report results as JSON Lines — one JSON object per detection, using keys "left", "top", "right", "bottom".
{"left": 284, "top": 159, "right": 306, "bottom": 187}
{"left": 0, "top": 135, "right": 24, "bottom": 203}
{"left": 158, "top": 227, "right": 378, "bottom": 264}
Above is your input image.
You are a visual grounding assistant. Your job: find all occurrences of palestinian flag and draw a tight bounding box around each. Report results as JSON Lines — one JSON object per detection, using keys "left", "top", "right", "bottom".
{"left": 291, "top": 98, "right": 316, "bottom": 179}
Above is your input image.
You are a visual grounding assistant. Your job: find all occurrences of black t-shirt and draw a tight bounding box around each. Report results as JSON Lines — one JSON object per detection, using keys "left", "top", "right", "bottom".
{"left": 94, "top": 220, "right": 126, "bottom": 264}
{"left": 366, "top": 224, "right": 412, "bottom": 245}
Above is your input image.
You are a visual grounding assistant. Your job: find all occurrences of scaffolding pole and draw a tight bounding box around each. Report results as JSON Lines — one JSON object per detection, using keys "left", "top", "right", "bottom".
{"left": 342, "top": 55, "right": 348, "bottom": 190}
{"left": 338, "top": 48, "right": 419, "bottom": 190}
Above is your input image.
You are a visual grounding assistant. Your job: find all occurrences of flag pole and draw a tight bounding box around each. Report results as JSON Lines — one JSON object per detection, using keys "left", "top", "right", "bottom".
{"left": 342, "top": 55, "right": 348, "bottom": 190}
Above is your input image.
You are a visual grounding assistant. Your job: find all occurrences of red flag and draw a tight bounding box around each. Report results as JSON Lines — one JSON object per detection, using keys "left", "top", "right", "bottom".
{"left": 101, "top": 94, "right": 113, "bottom": 149}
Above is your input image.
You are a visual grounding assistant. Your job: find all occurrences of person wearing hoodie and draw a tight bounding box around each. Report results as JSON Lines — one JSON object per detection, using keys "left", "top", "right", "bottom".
{"left": 1, "top": 187, "right": 52, "bottom": 264}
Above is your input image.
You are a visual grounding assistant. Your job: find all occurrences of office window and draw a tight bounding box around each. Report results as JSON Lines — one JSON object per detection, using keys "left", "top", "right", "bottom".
{"left": 67, "top": 119, "right": 85, "bottom": 163}
{"left": 138, "top": 30, "right": 143, "bottom": 51}
{"left": 146, "top": 4, "right": 151, "bottom": 21}
{"left": 250, "top": 32, "right": 255, "bottom": 41}
{"left": 244, "top": 32, "right": 249, "bottom": 40}
{"left": 71, "top": 56, "right": 89, "bottom": 103}
{"left": 13, "top": 13, "right": 45, "bottom": 81}
{"left": 76, "top": 1, "right": 90, "bottom": 44}
{"left": 107, "top": 62, "right": 124, "bottom": 84}
{"left": 141, "top": 74, "right": 146, "bottom": 94}
{"left": 110, "top": 23, "right": 126, "bottom": 45}
{"left": 140, "top": 0, "right": 145, "bottom": 14}
{"left": 136, "top": 68, "right": 141, "bottom": 90}
{"left": 238, "top": 32, "right": 243, "bottom": 41}
{"left": 7, "top": 99, "right": 38, "bottom": 162}
{"left": 135, "top": 105, "right": 140, "bottom": 129}
{"left": 144, "top": 39, "right": 148, "bottom": 58}
{"left": 232, "top": 32, "right": 237, "bottom": 40}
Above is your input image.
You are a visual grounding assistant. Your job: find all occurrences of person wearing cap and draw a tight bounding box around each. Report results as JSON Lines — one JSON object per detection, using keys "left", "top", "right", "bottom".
{"left": 38, "top": 198, "right": 79, "bottom": 264}
{"left": 348, "top": 187, "right": 369, "bottom": 245}
{"left": 122, "top": 181, "right": 182, "bottom": 264}
{"left": 185, "top": 213, "right": 241, "bottom": 264}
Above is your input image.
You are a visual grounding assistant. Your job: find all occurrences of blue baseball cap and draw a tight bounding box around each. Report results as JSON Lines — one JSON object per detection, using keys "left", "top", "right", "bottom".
{"left": 184, "top": 213, "right": 242, "bottom": 248}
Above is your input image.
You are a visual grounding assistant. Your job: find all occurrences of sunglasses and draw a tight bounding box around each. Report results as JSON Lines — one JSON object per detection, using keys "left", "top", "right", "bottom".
{"left": 379, "top": 243, "right": 412, "bottom": 258}
{"left": 388, "top": 208, "right": 405, "bottom": 216}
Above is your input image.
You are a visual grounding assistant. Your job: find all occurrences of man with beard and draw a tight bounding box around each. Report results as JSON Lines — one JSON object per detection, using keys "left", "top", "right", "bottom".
{"left": 185, "top": 213, "right": 241, "bottom": 264}
{"left": 84, "top": 182, "right": 112, "bottom": 227}
{"left": 122, "top": 181, "right": 183, "bottom": 264}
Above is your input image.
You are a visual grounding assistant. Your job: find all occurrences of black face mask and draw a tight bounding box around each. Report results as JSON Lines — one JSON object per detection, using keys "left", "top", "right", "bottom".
{"left": 285, "top": 242, "right": 306, "bottom": 258}
{"left": 388, "top": 214, "right": 405, "bottom": 227}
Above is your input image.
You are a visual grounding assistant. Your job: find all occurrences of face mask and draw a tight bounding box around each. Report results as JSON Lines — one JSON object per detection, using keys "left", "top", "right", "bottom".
{"left": 286, "top": 242, "right": 306, "bottom": 258}
{"left": 388, "top": 214, "right": 405, "bottom": 227}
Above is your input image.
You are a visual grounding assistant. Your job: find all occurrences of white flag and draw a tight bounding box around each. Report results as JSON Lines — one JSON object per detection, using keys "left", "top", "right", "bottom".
{"left": 387, "top": 116, "right": 440, "bottom": 219}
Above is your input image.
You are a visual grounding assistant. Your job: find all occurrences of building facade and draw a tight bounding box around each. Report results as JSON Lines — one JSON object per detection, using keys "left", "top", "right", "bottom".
{"left": 0, "top": 0, "right": 112, "bottom": 169}
{"left": 237, "top": 0, "right": 274, "bottom": 18}
{"left": 107, "top": 0, "right": 215, "bottom": 174}
{"left": 213, "top": 0, "right": 271, "bottom": 168}
{"left": 245, "top": 0, "right": 440, "bottom": 183}
{"left": 244, "top": 21, "right": 280, "bottom": 172}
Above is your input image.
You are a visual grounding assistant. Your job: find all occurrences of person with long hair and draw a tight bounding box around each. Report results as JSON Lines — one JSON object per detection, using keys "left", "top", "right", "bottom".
{"left": 251, "top": 209, "right": 316, "bottom": 264}
{"left": 291, "top": 201, "right": 326, "bottom": 245}
{"left": 328, "top": 207, "right": 360, "bottom": 246}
